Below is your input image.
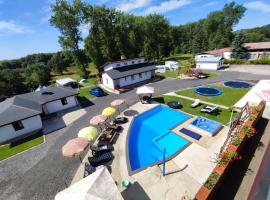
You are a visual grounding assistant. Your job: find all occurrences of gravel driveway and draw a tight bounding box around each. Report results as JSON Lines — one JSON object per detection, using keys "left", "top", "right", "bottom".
{"left": 0, "top": 71, "right": 269, "bottom": 200}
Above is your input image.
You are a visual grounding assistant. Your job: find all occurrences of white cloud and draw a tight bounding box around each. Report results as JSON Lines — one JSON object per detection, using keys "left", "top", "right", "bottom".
{"left": 117, "top": 0, "right": 152, "bottom": 12}
{"left": 0, "top": 20, "right": 31, "bottom": 34}
{"left": 144, "top": 0, "right": 192, "bottom": 14}
{"left": 245, "top": 1, "right": 270, "bottom": 13}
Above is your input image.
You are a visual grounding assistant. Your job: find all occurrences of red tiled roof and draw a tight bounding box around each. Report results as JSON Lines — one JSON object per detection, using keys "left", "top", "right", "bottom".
{"left": 206, "top": 48, "right": 231, "bottom": 55}
{"left": 244, "top": 42, "right": 270, "bottom": 50}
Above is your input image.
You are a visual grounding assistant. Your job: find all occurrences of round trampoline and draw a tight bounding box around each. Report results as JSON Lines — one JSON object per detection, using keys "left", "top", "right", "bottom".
{"left": 194, "top": 87, "right": 222, "bottom": 96}
{"left": 224, "top": 81, "right": 252, "bottom": 88}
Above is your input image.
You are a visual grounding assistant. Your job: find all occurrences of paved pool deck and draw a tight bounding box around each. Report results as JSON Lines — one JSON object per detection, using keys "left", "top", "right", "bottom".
{"left": 71, "top": 102, "right": 229, "bottom": 200}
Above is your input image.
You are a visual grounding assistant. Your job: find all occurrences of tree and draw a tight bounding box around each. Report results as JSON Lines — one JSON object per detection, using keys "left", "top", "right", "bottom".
{"left": 231, "top": 32, "right": 246, "bottom": 59}
{"left": 0, "top": 69, "right": 27, "bottom": 97}
{"left": 25, "top": 63, "right": 51, "bottom": 90}
{"left": 50, "top": 0, "right": 88, "bottom": 78}
{"left": 48, "top": 52, "right": 67, "bottom": 74}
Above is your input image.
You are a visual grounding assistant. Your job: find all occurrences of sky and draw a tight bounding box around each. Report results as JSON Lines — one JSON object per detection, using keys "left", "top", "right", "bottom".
{"left": 0, "top": 0, "right": 270, "bottom": 60}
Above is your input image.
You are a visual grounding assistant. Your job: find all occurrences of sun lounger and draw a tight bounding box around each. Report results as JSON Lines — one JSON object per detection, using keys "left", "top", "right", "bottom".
{"left": 191, "top": 99, "right": 200, "bottom": 108}
{"left": 180, "top": 128, "right": 202, "bottom": 140}
{"left": 90, "top": 144, "right": 113, "bottom": 156}
{"left": 201, "top": 106, "right": 218, "bottom": 114}
{"left": 113, "top": 117, "right": 128, "bottom": 124}
{"left": 84, "top": 163, "right": 96, "bottom": 177}
{"left": 88, "top": 152, "right": 113, "bottom": 167}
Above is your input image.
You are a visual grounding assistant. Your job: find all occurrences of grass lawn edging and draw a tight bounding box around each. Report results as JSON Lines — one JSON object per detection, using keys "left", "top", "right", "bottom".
{"left": 195, "top": 101, "right": 266, "bottom": 200}
{"left": 0, "top": 132, "right": 45, "bottom": 161}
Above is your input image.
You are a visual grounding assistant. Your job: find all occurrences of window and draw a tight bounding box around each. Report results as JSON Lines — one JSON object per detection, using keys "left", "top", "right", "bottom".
{"left": 61, "top": 97, "right": 68, "bottom": 105}
{"left": 124, "top": 77, "right": 127, "bottom": 81}
{"left": 106, "top": 78, "right": 109, "bottom": 84}
{"left": 116, "top": 63, "right": 120, "bottom": 67}
{"left": 132, "top": 61, "right": 135, "bottom": 64}
{"left": 131, "top": 75, "right": 135, "bottom": 80}
{"left": 139, "top": 73, "right": 142, "bottom": 78}
{"left": 12, "top": 121, "right": 24, "bottom": 131}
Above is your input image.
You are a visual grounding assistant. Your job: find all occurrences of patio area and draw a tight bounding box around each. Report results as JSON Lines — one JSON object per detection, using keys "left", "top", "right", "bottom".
{"left": 71, "top": 101, "right": 229, "bottom": 199}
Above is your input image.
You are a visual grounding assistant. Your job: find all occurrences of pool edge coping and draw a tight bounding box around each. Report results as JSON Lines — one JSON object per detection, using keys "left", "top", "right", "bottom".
{"left": 125, "top": 104, "right": 192, "bottom": 176}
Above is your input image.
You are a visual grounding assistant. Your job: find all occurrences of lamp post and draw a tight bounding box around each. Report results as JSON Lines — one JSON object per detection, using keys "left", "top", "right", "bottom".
{"left": 162, "top": 148, "right": 166, "bottom": 176}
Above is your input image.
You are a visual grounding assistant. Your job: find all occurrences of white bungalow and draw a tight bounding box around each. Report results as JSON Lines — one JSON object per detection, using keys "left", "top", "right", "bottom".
{"left": 0, "top": 87, "right": 78, "bottom": 144}
{"left": 196, "top": 56, "right": 224, "bottom": 70}
{"left": 101, "top": 57, "right": 156, "bottom": 90}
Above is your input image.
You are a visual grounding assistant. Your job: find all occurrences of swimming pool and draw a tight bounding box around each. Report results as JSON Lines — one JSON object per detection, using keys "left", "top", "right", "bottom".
{"left": 189, "top": 116, "right": 222, "bottom": 136}
{"left": 127, "top": 105, "right": 190, "bottom": 173}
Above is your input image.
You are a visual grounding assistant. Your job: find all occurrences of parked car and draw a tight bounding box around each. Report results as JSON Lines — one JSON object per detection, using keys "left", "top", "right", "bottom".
{"left": 155, "top": 65, "right": 166, "bottom": 73}
{"left": 90, "top": 87, "right": 104, "bottom": 97}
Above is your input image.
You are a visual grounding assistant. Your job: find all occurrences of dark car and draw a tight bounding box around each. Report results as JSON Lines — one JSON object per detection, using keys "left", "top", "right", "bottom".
{"left": 90, "top": 87, "right": 104, "bottom": 97}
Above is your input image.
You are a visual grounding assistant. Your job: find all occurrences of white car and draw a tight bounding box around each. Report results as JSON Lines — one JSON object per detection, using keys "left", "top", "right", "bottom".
{"left": 155, "top": 65, "right": 166, "bottom": 73}
{"left": 165, "top": 61, "right": 179, "bottom": 71}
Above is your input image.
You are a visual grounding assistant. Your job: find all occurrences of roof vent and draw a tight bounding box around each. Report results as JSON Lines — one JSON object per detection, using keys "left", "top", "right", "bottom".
{"left": 41, "top": 92, "right": 54, "bottom": 95}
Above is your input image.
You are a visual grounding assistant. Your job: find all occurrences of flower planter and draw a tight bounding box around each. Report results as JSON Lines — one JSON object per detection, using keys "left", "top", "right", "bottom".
{"left": 245, "top": 120, "right": 253, "bottom": 127}
{"left": 195, "top": 186, "right": 211, "bottom": 200}
{"left": 238, "top": 131, "right": 245, "bottom": 138}
{"left": 228, "top": 144, "right": 238, "bottom": 153}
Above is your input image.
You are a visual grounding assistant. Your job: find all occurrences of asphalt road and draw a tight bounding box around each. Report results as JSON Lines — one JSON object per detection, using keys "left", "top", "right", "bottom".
{"left": 0, "top": 71, "right": 269, "bottom": 200}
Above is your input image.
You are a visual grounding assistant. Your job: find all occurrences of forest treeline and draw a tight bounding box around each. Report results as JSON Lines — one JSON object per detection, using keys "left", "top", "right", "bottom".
{"left": 1, "top": 0, "right": 269, "bottom": 98}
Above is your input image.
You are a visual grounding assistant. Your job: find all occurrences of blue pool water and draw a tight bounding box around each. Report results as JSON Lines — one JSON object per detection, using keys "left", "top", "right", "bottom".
{"left": 128, "top": 105, "right": 190, "bottom": 172}
{"left": 190, "top": 116, "right": 222, "bottom": 136}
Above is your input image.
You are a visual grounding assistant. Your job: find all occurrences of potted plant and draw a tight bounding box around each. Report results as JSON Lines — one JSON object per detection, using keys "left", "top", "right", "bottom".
{"left": 231, "top": 135, "right": 243, "bottom": 146}
{"left": 241, "top": 125, "right": 256, "bottom": 138}
{"left": 196, "top": 172, "right": 220, "bottom": 200}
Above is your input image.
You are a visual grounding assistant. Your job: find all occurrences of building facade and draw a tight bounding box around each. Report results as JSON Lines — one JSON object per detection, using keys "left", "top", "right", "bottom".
{"left": 102, "top": 57, "right": 156, "bottom": 90}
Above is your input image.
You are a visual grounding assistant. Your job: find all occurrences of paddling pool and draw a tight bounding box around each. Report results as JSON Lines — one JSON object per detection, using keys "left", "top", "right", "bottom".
{"left": 127, "top": 105, "right": 190, "bottom": 173}
{"left": 224, "top": 81, "right": 252, "bottom": 88}
{"left": 189, "top": 116, "right": 222, "bottom": 136}
{"left": 194, "top": 87, "right": 222, "bottom": 96}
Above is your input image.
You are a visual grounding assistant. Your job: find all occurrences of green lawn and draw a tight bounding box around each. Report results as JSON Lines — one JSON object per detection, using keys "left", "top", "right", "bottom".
{"left": 176, "top": 83, "right": 250, "bottom": 107}
{"left": 152, "top": 95, "right": 233, "bottom": 125}
{"left": 158, "top": 69, "right": 217, "bottom": 79}
{"left": 0, "top": 132, "right": 44, "bottom": 161}
{"left": 78, "top": 86, "right": 96, "bottom": 100}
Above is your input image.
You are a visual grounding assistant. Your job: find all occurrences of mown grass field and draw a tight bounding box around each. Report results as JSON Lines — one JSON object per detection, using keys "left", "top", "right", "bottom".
{"left": 152, "top": 95, "right": 233, "bottom": 125}
{"left": 176, "top": 83, "right": 251, "bottom": 107}
{"left": 0, "top": 132, "right": 44, "bottom": 161}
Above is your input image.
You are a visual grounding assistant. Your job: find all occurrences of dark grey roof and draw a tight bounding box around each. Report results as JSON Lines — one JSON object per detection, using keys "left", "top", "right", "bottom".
{"left": 0, "top": 86, "right": 77, "bottom": 126}
{"left": 18, "top": 86, "right": 78, "bottom": 105}
{"left": 0, "top": 96, "right": 42, "bottom": 127}
{"left": 104, "top": 63, "right": 156, "bottom": 79}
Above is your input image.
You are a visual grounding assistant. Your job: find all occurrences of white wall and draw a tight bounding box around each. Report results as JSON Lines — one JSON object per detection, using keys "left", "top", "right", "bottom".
{"left": 195, "top": 54, "right": 214, "bottom": 60}
{"left": 119, "top": 71, "right": 152, "bottom": 87}
{"left": 102, "top": 73, "right": 115, "bottom": 89}
{"left": 104, "top": 58, "right": 145, "bottom": 71}
{"left": 196, "top": 61, "right": 223, "bottom": 70}
{"left": 0, "top": 115, "right": 42, "bottom": 144}
{"left": 43, "top": 96, "right": 78, "bottom": 115}
{"left": 223, "top": 52, "right": 231, "bottom": 59}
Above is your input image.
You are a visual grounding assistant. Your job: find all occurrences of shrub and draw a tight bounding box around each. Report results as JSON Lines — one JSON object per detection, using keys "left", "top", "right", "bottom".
{"left": 215, "top": 151, "right": 239, "bottom": 166}
{"left": 241, "top": 125, "right": 256, "bottom": 137}
{"left": 204, "top": 172, "right": 220, "bottom": 190}
{"left": 224, "top": 58, "right": 247, "bottom": 64}
{"left": 250, "top": 59, "right": 270, "bottom": 65}
{"left": 231, "top": 135, "right": 243, "bottom": 146}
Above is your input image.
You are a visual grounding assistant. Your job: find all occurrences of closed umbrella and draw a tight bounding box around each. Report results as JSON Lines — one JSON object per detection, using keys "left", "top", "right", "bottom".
{"left": 111, "top": 99, "right": 125, "bottom": 114}
{"left": 78, "top": 127, "right": 98, "bottom": 141}
{"left": 102, "top": 107, "right": 116, "bottom": 116}
{"left": 89, "top": 115, "right": 108, "bottom": 126}
{"left": 62, "top": 138, "right": 89, "bottom": 158}
{"left": 110, "top": 99, "right": 125, "bottom": 107}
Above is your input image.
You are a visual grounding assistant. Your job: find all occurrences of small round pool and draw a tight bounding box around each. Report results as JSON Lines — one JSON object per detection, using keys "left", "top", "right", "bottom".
{"left": 224, "top": 81, "right": 252, "bottom": 88}
{"left": 194, "top": 87, "right": 222, "bottom": 96}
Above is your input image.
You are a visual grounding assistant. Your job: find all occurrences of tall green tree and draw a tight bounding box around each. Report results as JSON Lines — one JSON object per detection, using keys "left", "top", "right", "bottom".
{"left": 48, "top": 52, "right": 67, "bottom": 74}
{"left": 25, "top": 63, "right": 51, "bottom": 90}
{"left": 231, "top": 32, "right": 246, "bottom": 59}
{"left": 50, "top": 0, "right": 88, "bottom": 78}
